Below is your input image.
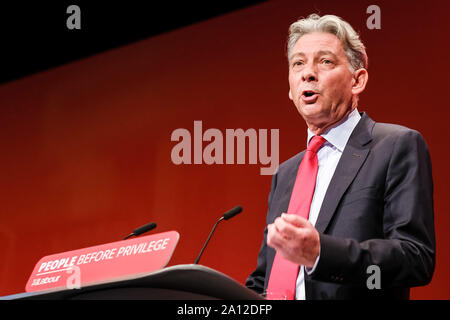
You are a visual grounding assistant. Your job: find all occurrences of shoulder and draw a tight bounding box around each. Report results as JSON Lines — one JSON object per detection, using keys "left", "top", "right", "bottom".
{"left": 373, "top": 121, "right": 420, "bottom": 138}
{"left": 366, "top": 118, "right": 432, "bottom": 174}
{"left": 371, "top": 121, "right": 428, "bottom": 150}
{"left": 357, "top": 112, "right": 428, "bottom": 148}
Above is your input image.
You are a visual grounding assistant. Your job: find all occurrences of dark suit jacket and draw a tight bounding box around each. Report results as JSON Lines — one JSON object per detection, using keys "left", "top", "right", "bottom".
{"left": 245, "top": 112, "right": 435, "bottom": 299}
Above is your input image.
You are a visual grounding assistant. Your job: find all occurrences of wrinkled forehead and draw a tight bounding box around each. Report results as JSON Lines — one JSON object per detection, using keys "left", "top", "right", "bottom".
{"left": 289, "top": 32, "right": 346, "bottom": 61}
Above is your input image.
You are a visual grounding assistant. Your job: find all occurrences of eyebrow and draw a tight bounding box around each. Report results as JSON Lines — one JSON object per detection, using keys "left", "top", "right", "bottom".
{"left": 316, "top": 50, "right": 338, "bottom": 58}
{"left": 290, "top": 50, "right": 338, "bottom": 61}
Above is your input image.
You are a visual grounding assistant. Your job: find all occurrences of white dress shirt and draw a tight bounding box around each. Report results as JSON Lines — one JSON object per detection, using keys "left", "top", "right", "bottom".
{"left": 295, "top": 108, "right": 361, "bottom": 300}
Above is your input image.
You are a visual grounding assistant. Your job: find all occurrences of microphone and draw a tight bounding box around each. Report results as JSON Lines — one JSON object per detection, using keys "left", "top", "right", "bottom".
{"left": 194, "top": 205, "right": 242, "bottom": 264}
{"left": 123, "top": 222, "right": 157, "bottom": 240}
{"left": 222, "top": 205, "right": 242, "bottom": 220}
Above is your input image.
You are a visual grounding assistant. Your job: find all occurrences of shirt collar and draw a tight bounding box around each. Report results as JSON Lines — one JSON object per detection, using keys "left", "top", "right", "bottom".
{"left": 307, "top": 108, "right": 361, "bottom": 152}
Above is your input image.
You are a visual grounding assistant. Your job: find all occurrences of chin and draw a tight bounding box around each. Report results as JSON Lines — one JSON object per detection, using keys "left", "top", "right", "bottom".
{"left": 299, "top": 104, "right": 325, "bottom": 118}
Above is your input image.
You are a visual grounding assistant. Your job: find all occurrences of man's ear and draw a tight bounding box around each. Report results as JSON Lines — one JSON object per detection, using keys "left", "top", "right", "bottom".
{"left": 288, "top": 89, "right": 293, "bottom": 100}
{"left": 351, "top": 68, "right": 368, "bottom": 95}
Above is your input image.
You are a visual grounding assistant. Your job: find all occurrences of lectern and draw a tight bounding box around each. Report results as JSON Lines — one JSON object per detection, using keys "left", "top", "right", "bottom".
{"left": 1, "top": 264, "right": 264, "bottom": 300}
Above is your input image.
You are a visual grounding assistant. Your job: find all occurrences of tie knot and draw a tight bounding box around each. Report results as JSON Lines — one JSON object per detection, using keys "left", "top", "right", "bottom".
{"left": 307, "top": 135, "right": 326, "bottom": 153}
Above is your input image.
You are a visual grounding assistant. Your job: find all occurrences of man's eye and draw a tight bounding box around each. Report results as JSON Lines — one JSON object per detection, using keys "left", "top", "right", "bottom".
{"left": 322, "top": 59, "right": 333, "bottom": 64}
{"left": 293, "top": 61, "right": 304, "bottom": 66}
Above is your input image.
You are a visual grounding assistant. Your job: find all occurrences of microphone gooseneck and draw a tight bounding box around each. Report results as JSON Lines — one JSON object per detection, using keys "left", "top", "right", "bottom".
{"left": 194, "top": 206, "right": 242, "bottom": 264}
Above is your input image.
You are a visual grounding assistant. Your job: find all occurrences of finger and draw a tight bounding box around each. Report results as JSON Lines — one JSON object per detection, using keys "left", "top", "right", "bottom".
{"left": 281, "top": 213, "right": 310, "bottom": 228}
{"left": 267, "top": 223, "right": 288, "bottom": 249}
{"left": 274, "top": 217, "right": 299, "bottom": 239}
{"left": 266, "top": 226, "right": 279, "bottom": 250}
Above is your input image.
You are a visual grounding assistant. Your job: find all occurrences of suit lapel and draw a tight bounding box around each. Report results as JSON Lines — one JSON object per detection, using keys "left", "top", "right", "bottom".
{"left": 315, "top": 113, "right": 375, "bottom": 234}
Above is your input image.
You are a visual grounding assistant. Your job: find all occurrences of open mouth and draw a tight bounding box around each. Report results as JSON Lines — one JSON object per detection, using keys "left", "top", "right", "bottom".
{"left": 302, "top": 90, "right": 317, "bottom": 97}
{"left": 301, "top": 90, "right": 319, "bottom": 102}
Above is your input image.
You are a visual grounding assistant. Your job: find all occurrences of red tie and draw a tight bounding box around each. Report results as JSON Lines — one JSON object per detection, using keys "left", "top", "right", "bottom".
{"left": 266, "top": 135, "right": 326, "bottom": 300}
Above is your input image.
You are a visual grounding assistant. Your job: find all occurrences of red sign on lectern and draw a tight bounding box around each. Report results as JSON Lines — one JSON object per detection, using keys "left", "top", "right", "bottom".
{"left": 25, "top": 231, "right": 179, "bottom": 292}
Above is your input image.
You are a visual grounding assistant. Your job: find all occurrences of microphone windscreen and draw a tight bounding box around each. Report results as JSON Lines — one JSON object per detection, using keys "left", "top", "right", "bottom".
{"left": 222, "top": 205, "right": 243, "bottom": 220}
{"left": 133, "top": 222, "right": 157, "bottom": 236}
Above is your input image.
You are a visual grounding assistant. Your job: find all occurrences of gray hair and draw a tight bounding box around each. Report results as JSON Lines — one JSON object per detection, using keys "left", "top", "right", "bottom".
{"left": 287, "top": 14, "right": 368, "bottom": 72}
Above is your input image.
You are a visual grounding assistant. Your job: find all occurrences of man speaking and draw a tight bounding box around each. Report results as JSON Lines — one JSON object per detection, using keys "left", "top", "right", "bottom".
{"left": 245, "top": 14, "right": 435, "bottom": 300}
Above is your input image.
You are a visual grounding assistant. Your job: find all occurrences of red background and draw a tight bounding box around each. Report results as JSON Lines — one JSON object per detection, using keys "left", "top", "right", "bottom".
{"left": 0, "top": 0, "right": 449, "bottom": 299}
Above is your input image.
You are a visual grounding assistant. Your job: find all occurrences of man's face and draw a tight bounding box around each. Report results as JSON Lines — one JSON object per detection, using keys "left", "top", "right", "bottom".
{"left": 288, "top": 32, "right": 358, "bottom": 133}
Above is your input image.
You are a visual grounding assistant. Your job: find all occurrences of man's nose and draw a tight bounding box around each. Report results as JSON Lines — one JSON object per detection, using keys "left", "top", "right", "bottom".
{"left": 302, "top": 63, "right": 317, "bottom": 82}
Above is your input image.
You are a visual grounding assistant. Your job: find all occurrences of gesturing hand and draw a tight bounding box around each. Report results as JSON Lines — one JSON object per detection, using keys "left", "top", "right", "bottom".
{"left": 267, "top": 213, "right": 320, "bottom": 268}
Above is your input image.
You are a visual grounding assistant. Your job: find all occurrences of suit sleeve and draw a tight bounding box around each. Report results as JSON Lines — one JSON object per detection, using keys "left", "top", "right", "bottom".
{"left": 310, "top": 129, "right": 436, "bottom": 288}
{"left": 245, "top": 170, "right": 278, "bottom": 293}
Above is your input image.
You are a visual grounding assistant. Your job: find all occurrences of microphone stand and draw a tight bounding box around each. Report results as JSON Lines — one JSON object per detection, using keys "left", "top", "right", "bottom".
{"left": 194, "top": 217, "right": 224, "bottom": 265}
